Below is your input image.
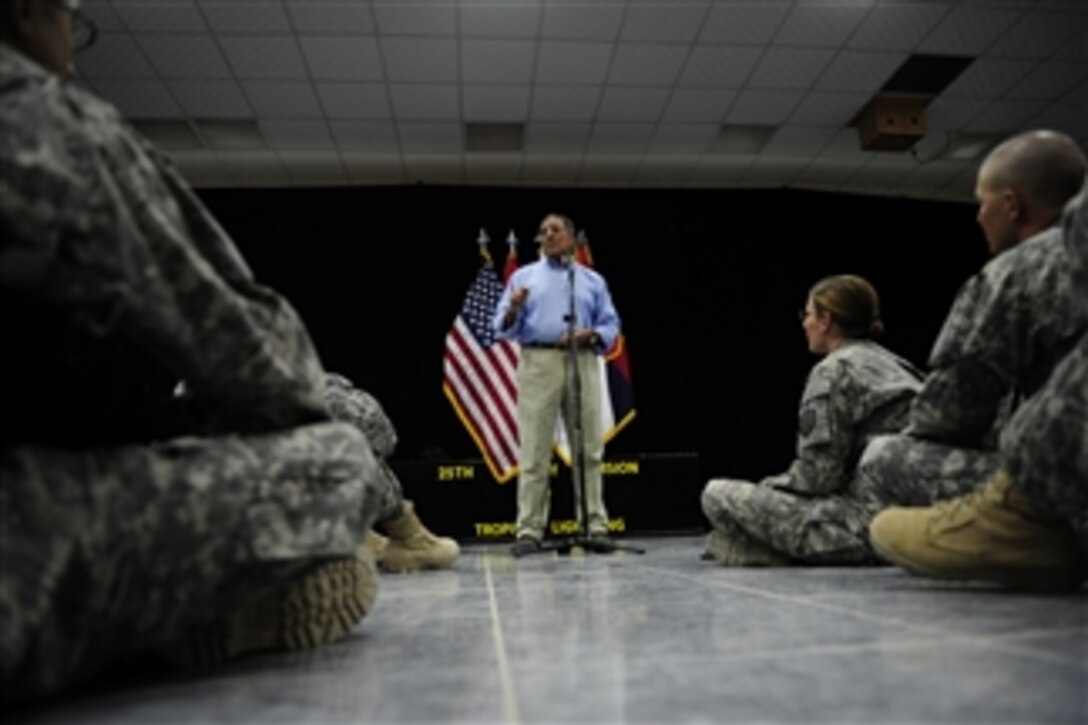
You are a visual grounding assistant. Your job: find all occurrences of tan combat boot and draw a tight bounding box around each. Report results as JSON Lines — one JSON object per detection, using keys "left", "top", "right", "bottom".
{"left": 378, "top": 500, "right": 460, "bottom": 573}
{"left": 363, "top": 529, "right": 389, "bottom": 560}
{"left": 162, "top": 545, "right": 379, "bottom": 666}
{"left": 869, "top": 470, "right": 1085, "bottom": 593}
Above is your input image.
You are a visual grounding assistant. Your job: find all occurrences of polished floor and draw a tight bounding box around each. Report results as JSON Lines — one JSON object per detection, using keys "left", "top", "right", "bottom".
{"left": 14, "top": 535, "right": 1088, "bottom": 724}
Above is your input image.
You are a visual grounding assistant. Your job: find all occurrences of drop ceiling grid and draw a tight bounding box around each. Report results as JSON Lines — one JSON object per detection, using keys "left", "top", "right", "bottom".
{"left": 72, "top": 0, "right": 1088, "bottom": 196}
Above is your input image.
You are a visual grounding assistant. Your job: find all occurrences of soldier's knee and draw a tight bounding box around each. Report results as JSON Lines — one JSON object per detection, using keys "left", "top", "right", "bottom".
{"left": 702, "top": 479, "right": 735, "bottom": 518}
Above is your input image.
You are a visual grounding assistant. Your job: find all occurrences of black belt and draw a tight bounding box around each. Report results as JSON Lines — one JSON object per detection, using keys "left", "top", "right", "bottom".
{"left": 521, "top": 341, "right": 595, "bottom": 351}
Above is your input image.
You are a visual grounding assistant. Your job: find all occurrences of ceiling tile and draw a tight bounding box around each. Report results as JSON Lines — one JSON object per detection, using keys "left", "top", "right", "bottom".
{"left": 895, "top": 159, "right": 974, "bottom": 198}
{"left": 93, "top": 79, "right": 181, "bottom": 118}
{"left": 215, "top": 150, "right": 287, "bottom": 183}
{"left": 679, "top": 46, "right": 764, "bottom": 88}
{"left": 465, "top": 154, "right": 524, "bottom": 184}
{"left": 524, "top": 154, "right": 583, "bottom": 182}
{"left": 847, "top": 2, "right": 950, "bottom": 51}
{"left": 917, "top": 6, "right": 1023, "bottom": 55}
{"left": 661, "top": 89, "right": 737, "bottom": 123}
{"left": 699, "top": 3, "right": 790, "bottom": 44}
{"left": 965, "top": 96, "right": 1051, "bottom": 133}
{"left": 530, "top": 87, "right": 602, "bottom": 122}
{"left": 817, "top": 127, "right": 871, "bottom": 160}
{"left": 390, "top": 85, "right": 460, "bottom": 121}
{"left": 403, "top": 154, "right": 465, "bottom": 184}
{"left": 774, "top": 2, "right": 873, "bottom": 48}
{"left": 620, "top": 1, "right": 709, "bottom": 43}
{"left": 648, "top": 124, "right": 719, "bottom": 153}
{"left": 597, "top": 88, "right": 670, "bottom": 122}
{"left": 316, "top": 83, "right": 391, "bottom": 119}
{"left": 536, "top": 42, "right": 613, "bottom": 85}
{"left": 463, "top": 87, "right": 530, "bottom": 122}
{"left": 137, "top": 35, "right": 232, "bottom": 79}
{"left": 242, "top": 81, "right": 322, "bottom": 118}
{"left": 219, "top": 36, "right": 309, "bottom": 79}
{"left": 114, "top": 0, "right": 206, "bottom": 32}
{"left": 299, "top": 37, "right": 383, "bottom": 81}
{"left": 987, "top": 9, "right": 1084, "bottom": 59}
{"left": 526, "top": 124, "right": 592, "bottom": 152}
{"left": 341, "top": 154, "right": 405, "bottom": 183}
{"left": 381, "top": 38, "right": 458, "bottom": 83}
{"left": 588, "top": 124, "right": 655, "bottom": 153}
{"left": 373, "top": 3, "right": 456, "bottom": 36}
{"left": 399, "top": 124, "right": 463, "bottom": 153}
{"left": 172, "top": 151, "right": 229, "bottom": 186}
{"left": 749, "top": 48, "right": 835, "bottom": 89}
{"left": 634, "top": 155, "right": 699, "bottom": 184}
{"left": 579, "top": 155, "right": 639, "bottom": 184}
{"left": 541, "top": 2, "right": 624, "bottom": 40}
{"left": 83, "top": 0, "right": 125, "bottom": 32}
{"left": 197, "top": 119, "right": 265, "bottom": 150}
{"left": 286, "top": 1, "right": 375, "bottom": 34}
{"left": 460, "top": 0, "right": 541, "bottom": 38}
{"left": 608, "top": 44, "right": 688, "bottom": 86}
{"left": 690, "top": 156, "right": 753, "bottom": 184}
{"left": 815, "top": 51, "right": 906, "bottom": 92}
{"left": 942, "top": 57, "right": 1036, "bottom": 98}
{"left": 925, "top": 96, "right": 990, "bottom": 129}
{"left": 329, "top": 121, "right": 398, "bottom": 152}
{"left": 726, "top": 90, "right": 804, "bottom": 125}
{"left": 1027, "top": 100, "right": 1087, "bottom": 140}
{"left": 795, "top": 156, "right": 866, "bottom": 187}
{"left": 279, "top": 151, "right": 348, "bottom": 185}
{"left": 1006, "top": 61, "right": 1085, "bottom": 99}
{"left": 260, "top": 119, "right": 334, "bottom": 150}
{"left": 76, "top": 34, "right": 156, "bottom": 79}
{"left": 169, "top": 79, "right": 252, "bottom": 118}
{"left": 462, "top": 40, "right": 536, "bottom": 84}
{"left": 741, "top": 157, "right": 804, "bottom": 188}
{"left": 763, "top": 126, "right": 839, "bottom": 158}
{"left": 788, "top": 91, "right": 869, "bottom": 125}
{"left": 200, "top": 1, "right": 291, "bottom": 32}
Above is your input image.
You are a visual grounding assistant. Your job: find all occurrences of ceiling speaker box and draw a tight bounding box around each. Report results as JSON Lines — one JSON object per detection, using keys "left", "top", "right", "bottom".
{"left": 856, "top": 95, "right": 928, "bottom": 151}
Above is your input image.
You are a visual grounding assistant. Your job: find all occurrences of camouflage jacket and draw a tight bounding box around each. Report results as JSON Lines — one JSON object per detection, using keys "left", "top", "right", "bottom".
{"left": 908, "top": 226, "right": 1086, "bottom": 448}
{"left": 0, "top": 46, "right": 328, "bottom": 446}
{"left": 768, "top": 339, "right": 923, "bottom": 495}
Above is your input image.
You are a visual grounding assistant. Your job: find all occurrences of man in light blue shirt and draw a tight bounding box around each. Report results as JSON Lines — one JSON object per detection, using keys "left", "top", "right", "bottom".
{"left": 493, "top": 213, "right": 621, "bottom": 556}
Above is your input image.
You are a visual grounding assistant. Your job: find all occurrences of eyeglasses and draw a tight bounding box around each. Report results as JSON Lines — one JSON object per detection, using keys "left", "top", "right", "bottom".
{"left": 48, "top": 0, "right": 98, "bottom": 53}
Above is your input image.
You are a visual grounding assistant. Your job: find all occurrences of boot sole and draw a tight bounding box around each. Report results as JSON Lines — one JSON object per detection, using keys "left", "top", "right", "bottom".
{"left": 871, "top": 537, "right": 1084, "bottom": 594}
{"left": 164, "top": 550, "right": 379, "bottom": 666}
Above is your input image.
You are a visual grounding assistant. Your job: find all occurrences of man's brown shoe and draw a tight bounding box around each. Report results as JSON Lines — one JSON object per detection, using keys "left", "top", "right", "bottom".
{"left": 869, "top": 470, "right": 1084, "bottom": 593}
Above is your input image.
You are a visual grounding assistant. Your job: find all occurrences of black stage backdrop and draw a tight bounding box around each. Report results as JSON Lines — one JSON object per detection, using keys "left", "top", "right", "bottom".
{"left": 198, "top": 185, "right": 986, "bottom": 530}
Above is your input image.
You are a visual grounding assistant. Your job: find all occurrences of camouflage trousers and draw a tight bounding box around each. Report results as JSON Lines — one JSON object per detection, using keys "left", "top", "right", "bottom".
{"left": 0, "top": 421, "right": 398, "bottom": 702}
{"left": 1002, "top": 334, "right": 1088, "bottom": 546}
{"left": 1002, "top": 334, "right": 1088, "bottom": 518}
{"left": 854, "top": 434, "right": 1001, "bottom": 512}
{"left": 701, "top": 478, "right": 879, "bottom": 565}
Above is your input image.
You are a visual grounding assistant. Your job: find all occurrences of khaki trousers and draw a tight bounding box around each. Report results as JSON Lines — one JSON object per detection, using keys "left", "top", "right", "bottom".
{"left": 515, "top": 347, "right": 608, "bottom": 540}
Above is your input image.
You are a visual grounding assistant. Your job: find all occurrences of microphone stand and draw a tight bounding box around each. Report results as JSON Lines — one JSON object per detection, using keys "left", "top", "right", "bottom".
{"left": 536, "top": 256, "right": 644, "bottom": 557}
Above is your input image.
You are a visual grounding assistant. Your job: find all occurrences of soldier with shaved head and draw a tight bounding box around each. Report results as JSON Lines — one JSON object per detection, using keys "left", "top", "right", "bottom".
{"left": 856, "top": 130, "right": 1086, "bottom": 590}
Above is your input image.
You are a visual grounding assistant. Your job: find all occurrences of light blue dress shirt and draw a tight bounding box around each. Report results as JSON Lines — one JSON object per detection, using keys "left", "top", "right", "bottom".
{"left": 492, "top": 256, "right": 620, "bottom": 349}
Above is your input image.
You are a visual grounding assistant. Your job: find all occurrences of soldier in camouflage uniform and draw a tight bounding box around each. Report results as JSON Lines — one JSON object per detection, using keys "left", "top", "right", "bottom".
{"left": 0, "top": 1, "right": 393, "bottom": 701}
{"left": 324, "top": 373, "right": 460, "bottom": 573}
{"left": 855, "top": 130, "right": 1087, "bottom": 519}
{"left": 870, "top": 176, "right": 1087, "bottom": 593}
{"left": 702, "top": 275, "right": 923, "bottom": 565}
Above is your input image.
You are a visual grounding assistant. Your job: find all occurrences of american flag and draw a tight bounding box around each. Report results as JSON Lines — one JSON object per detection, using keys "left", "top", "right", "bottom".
{"left": 442, "top": 248, "right": 521, "bottom": 483}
